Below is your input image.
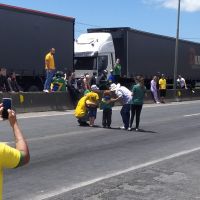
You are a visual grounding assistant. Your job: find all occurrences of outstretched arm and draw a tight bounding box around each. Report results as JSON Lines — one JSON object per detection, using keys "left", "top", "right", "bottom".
{"left": 8, "top": 109, "right": 30, "bottom": 167}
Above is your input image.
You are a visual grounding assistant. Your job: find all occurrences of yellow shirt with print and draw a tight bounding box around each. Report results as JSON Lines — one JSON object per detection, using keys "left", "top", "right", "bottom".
{"left": 86, "top": 91, "right": 99, "bottom": 103}
{"left": 0, "top": 143, "right": 21, "bottom": 200}
{"left": 159, "top": 78, "right": 167, "bottom": 90}
{"left": 45, "top": 52, "right": 55, "bottom": 70}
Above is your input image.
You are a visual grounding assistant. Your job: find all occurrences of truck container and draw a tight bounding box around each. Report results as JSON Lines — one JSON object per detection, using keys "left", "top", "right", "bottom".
{"left": 0, "top": 3, "right": 74, "bottom": 91}
{"left": 75, "top": 27, "right": 200, "bottom": 88}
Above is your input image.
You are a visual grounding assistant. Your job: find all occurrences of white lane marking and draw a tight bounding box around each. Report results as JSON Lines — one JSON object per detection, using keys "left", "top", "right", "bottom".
{"left": 18, "top": 112, "right": 69, "bottom": 119}
{"left": 184, "top": 113, "right": 200, "bottom": 117}
{"left": 36, "top": 146, "right": 200, "bottom": 200}
{"left": 4, "top": 128, "right": 109, "bottom": 145}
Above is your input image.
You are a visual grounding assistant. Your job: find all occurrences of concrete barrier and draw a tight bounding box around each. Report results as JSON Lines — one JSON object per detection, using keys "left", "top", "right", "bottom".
{"left": 0, "top": 89, "right": 199, "bottom": 113}
{"left": 0, "top": 92, "right": 74, "bottom": 113}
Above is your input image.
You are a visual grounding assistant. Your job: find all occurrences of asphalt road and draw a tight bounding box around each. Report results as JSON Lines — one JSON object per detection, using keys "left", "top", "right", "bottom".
{"left": 2, "top": 100, "right": 200, "bottom": 200}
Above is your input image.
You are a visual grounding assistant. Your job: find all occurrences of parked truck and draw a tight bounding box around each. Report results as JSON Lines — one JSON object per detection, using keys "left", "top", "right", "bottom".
{"left": 74, "top": 27, "right": 200, "bottom": 88}
{"left": 0, "top": 3, "right": 74, "bottom": 91}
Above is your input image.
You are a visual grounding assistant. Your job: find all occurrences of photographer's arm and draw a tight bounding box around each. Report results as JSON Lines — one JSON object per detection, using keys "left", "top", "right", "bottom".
{"left": 8, "top": 110, "right": 30, "bottom": 167}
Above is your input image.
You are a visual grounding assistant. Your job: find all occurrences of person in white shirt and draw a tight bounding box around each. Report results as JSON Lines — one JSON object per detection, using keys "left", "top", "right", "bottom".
{"left": 150, "top": 76, "right": 160, "bottom": 103}
{"left": 110, "top": 83, "right": 132, "bottom": 130}
{"left": 177, "top": 75, "right": 187, "bottom": 89}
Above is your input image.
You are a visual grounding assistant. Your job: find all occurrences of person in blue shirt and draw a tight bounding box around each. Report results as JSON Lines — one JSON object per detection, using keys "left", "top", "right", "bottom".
{"left": 107, "top": 69, "right": 115, "bottom": 85}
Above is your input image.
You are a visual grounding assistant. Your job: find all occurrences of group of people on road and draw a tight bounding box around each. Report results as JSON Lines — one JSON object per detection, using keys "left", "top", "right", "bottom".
{"left": 150, "top": 74, "right": 167, "bottom": 104}
{"left": 150, "top": 73, "right": 188, "bottom": 104}
{"left": 75, "top": 75, "right": 146, "bottom": 131}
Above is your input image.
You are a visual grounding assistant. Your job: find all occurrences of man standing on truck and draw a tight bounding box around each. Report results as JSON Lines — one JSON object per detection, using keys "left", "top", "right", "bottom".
{"left": 43, "top": 48, "right": 56, "bottom": 93}
{"left": 113, "top": 58, "right": 121, "bottom": 83}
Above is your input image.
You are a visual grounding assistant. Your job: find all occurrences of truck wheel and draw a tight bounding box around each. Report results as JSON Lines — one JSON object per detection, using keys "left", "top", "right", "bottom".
{"left": 28, "top": 85, "right": 40, "bottom": 92}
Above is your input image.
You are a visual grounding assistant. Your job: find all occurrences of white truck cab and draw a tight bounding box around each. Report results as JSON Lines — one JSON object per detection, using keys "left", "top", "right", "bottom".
{"left": 74, "top": 32, "right": 115, "bottom": 77}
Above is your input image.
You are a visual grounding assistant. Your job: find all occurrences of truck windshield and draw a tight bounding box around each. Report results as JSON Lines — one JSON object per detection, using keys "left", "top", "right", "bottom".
{"left": 74, "top": 57, "right": 97, "bottom": 70}
{"left": 98, "top": 56, "right": 108, "bottom": 74}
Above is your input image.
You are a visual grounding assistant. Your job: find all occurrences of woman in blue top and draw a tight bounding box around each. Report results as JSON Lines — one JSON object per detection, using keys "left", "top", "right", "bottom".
{"left": 129, "top": 76, "right": 146, "bottom": 131}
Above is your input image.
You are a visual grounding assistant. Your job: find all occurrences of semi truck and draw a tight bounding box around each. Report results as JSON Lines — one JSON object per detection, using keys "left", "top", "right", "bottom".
{"left": 74, "top": 27, "right": 200, "bottom": 88}
{"left": 0, "top": 4, "right": 74, "bottom": 91}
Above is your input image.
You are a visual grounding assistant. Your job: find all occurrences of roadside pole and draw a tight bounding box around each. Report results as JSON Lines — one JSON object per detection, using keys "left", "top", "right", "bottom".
{"left": 173, "top": 0, "right": 181, "bottom": 101}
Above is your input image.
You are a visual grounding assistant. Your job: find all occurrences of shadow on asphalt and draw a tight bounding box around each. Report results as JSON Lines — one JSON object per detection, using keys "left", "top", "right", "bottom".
{"left": 109, "top": 127, "right": 157, "bottom": 133}
{"left": 133, "top": 128, "right": 157, "bottom": 133}
{"left": 78, "top": 125, "right": 157, "bottom": 134}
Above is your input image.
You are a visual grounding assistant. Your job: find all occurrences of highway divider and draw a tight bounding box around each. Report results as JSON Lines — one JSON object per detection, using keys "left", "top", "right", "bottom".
{"left": 0, "top": 89, "right": 199, "bottom": 113}
{"left": 0, "top": 92, "right": 74, "bottom": 113}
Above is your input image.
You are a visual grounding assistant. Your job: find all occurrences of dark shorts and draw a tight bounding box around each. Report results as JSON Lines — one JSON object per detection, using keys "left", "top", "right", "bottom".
{"left": 160, "top": 89, "right": 166, "bottom": 97}
{"left": 88, "top": 107, "right": 97, "bottom": 118}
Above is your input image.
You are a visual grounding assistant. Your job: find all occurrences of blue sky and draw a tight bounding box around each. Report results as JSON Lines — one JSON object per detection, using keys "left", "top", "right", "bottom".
{"left": 0, "top": 0, "right": 200, "bottom": 42}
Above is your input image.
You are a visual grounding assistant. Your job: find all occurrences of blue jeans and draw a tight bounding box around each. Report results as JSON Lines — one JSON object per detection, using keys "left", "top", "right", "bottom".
{"left": 44, "top": 69, "right": 55, "bottom": 90}
{"left": 120, "top": 104, "right": 131, "bottom": 129}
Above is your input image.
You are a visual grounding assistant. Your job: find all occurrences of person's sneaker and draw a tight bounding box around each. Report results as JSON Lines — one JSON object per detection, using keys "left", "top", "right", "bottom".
{"left": 107, "top": 126, "right": 111, "bottom": 129}
{"left": 135, "top": 128, "right": 139, "bottom": 131}
{"left": 128, "top": 127, "right": 132, "bottom": 131}
{"left": 120, "top": 126, "right": 125, "bottom": 130}
{"left": 43, "top": 89, "right": 49, "bottom": 93}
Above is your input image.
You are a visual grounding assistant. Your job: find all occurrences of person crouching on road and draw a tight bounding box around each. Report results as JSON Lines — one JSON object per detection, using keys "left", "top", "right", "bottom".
{"left": 129, "top": 76, "right": 146, "bottom": 131}
{"left": 74, "top": 85, "right": 99, "bottom": 127}
{"left": 110, "top": 83, "right": 132, "bottom": 130}
{"left": 75, "top": 95, "right": 89, "bottom": 126}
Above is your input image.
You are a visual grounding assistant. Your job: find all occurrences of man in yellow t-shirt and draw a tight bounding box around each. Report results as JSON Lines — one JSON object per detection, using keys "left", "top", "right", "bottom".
{"left": 43, "top": 48, "right": 56, "bottom": 93}
{"left": 0, "top": 104, "right": 30, "bottom": 200}
{"left": 159, "top": 74, "right": 167, "bottom": 103}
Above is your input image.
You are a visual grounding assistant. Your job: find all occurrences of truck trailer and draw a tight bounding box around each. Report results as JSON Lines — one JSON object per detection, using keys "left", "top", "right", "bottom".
{"left": 0, "top": 4, "right": 75, "bottom": 91}
{"left": 74, "top": 27, "right": 200, "bottom": 88}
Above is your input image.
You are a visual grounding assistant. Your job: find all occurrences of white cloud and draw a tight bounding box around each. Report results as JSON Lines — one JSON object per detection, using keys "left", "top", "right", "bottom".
{"left": 143, "top": 0, "right": 200, "bottom": 12}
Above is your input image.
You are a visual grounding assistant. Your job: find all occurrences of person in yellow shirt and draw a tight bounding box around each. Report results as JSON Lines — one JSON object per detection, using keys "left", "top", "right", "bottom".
{"left": 43, "top": 48, "right": 56, "bottom": 93}
{"left": 159, "top": 74, "right": 167, "bottom": 103}
{"left": 75, "top": 85, "right": 99, "bottom": 126}
{"left": 0, "top": 104, "right": 30, "bottom": 200}
{"left": 86, "top": 85, "right": 99, "bottom": 127}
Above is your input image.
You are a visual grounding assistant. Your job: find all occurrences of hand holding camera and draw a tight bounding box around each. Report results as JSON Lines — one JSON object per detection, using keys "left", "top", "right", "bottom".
{"left": 0, "top": 98, "right": 18, "bottom": 128}
{"left": 2, "top": 98, "right": 12, "bottom": 119}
